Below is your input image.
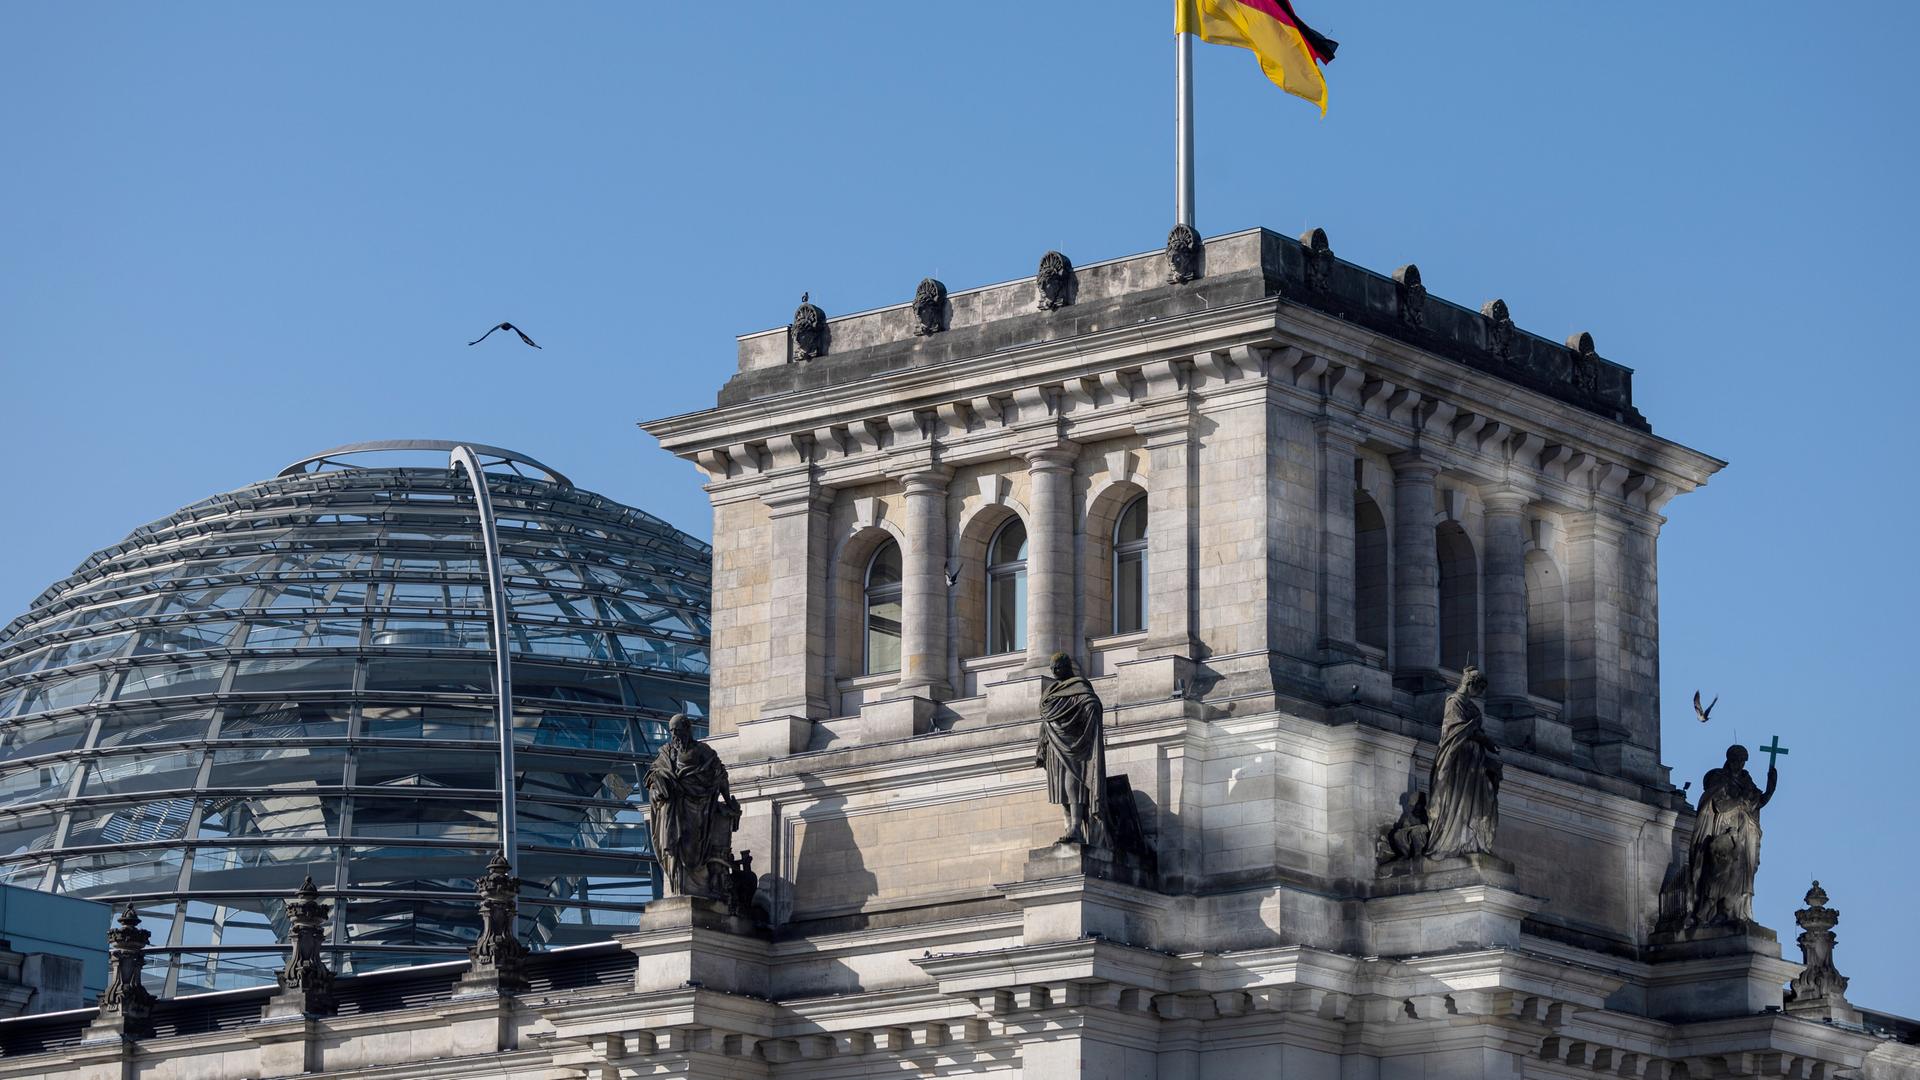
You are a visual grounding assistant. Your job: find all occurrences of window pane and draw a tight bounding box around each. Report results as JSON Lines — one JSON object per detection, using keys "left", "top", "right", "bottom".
{"left": 989, "top": 520, "right": 1028, "bottom": 566}
{"left": 117, "top": 661, "right": 225, "bottom": 701}
{"left": 219, "top": 703, "right": 350, "bottom": 740}
{"left": 355, "top": 748, "right": 498, "bottom": 790}
{"left": 231, "top": 656, "right": 357, "bottom": 693}
{"left": 200, "top": 794, "right": 340, "bottom": 839}
{"left": 0, "top": 717, "right": 90, "bottom": 761}
{"left": 352, "top": 797, "right": 497, "bottom": 841}
{"left": 988, "top": 569, "right": 1027, "bottom": 654}
{"left": 94, "top": 707, "right": 217, "bottom": 748}
{"left": 364, "top": 658, "right": 491, "bottom": 695}
{"left": 67, "top": 799, "right": 195, "bottom": 845}
{"left": 190, "top": 844, "right": 338, "bottom": 892}
{"left": 0, "top": 811, "right": 60, "bottom": 858}
{"left": 865, "top": 590, "right": 901, "bottom": 675}
{"left": 55, "top": 847, "right": 185, "bottom": 896}
{"left": 0, "top": 762, "right": 77, "bottom": 807}
{"left": 1115, "top": 550, "right": 1146, "bottom": 633}
{"left": 134, "top": 621, "right": 238, "bottom": 656}
{"left": 866, "top": 543, "right": 901, "bottom": 588}
{"left": 206, "top": 746, "right": 348, "bottom": 789}
{"left": 363, "top": 704, "right": 495, "bottom": 741}
{"left": 83, "top": 750, "right": 204, "bottom": 797}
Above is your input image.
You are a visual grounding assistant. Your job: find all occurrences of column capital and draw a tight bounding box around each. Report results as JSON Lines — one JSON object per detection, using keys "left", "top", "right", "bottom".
{"left": 760, "top": 482, "right": 831, "bottom": 517}
{"left": 890, "top": 466, "right": 954, "bottom": 494}
{"left": 1388, "top": 452, "right": 1439, "bottom": 483}
{"left": 1480, "top": 488, "right": 1531, "bottom": 517}
{"left": 1021, "top": 443, "right": 1081, "bottom": 473}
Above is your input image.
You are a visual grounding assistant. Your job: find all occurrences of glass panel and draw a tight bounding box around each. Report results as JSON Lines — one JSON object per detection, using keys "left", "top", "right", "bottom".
{"left": 509, "top": 623, "right": 611, "bottom": 660}
{"left": 342, "top": 897, "right": 480, "bottom": 948}
{"left": 169, "top": 951, "right": 287, "bottom": 996}
{"left": 242, "top": 619, "right": 362, "bottom": 649}
{"left": 0, "top": 811, "right": 59, "bottom": 858}
{"left": 1116, "top": 496, "right": 1149, "bottom": 544}
{"left": 361, "top": 704, "right": 494, "bottom": 741}
{"left": 1115, "top": 550, "right": 1146, "bottom": 634}
{"left": 219, "top": 703, "right": 350, "bottom": 740}
{"left": 116, "top": 661, "right": 226, "bottom": 701}
{"left": 866, "top": 543, "right": 901, "bottom": 588}
{"left": 0, "top": 761, "right": 77, "bottom": 807}
{"left": 355, "top": 748, "right": 498, "bottom": 790}
{"left": 512, "top": 664, "right": 622, "bottom": 705}
{"left": 67, "top": 799, "right": 194, "bottom": 846}
{"left": 189, "top": 844, "right": 338, "bottom": 892}
{"left": 989, "top": 520, "right": 1028, "bottom": 566}
{"left": 371, "top": 619, "right": 488, "bottom": 650}
{"left": 518, "top": 753, "right": 636, "bottom": 805}
{"left": 134, "top": 621, "right": 238, "bottom": 656}
{"left": 345, "top": 845, "right": 491, "bottom": 889}
{"left": 180, "top": 898, "right": 284, "bottom": 948}
{"left": 16, "top": 671, "right": 110, "bottom": 715}
{"left": 230, "top": 656, "right": 357, "bottom": 693}
{"left": 206, "top": 746, "right": 348, "bottom": 789}
{"left": 55, "top": 846, "right": 185, "bottom": 896}
{"left": 84, "top": 750, "right": 204, "bottom": 797}
{"left": 94, "top": 706, "right": 217, "bottom": 748}
{"left": 513, "top": 709, "right": 631, "bottom": 753}
{"left": 364, "top": 658, "right": 491, "bottom": 695}
{"left": 0, "top": 716, "right": 90, "bottom": 761}
{"left": 199, "top": 794, "right": 340, "bottom": 839}
{"left": 988, "top": 568, "right": 1027, "bottom": 654}
{"left": 351, "top": 797, "right": 497, "bottom": 841}
{"left": 865, "top": 586, "right": 901, "bottom": 675}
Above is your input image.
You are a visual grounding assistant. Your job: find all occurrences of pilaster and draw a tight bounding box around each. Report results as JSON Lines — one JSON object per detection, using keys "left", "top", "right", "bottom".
{"left": 1389, "top": 454, "right": 1441, "bottom": 690}
{"left": 1564, "top": 510, "right": 1627, "bottom": 751}
{"left": 757, "top": 483, "right": 833, "bottom": 730}
{"left": 1136, "top": 409, "right": 1198, "bottom": 662}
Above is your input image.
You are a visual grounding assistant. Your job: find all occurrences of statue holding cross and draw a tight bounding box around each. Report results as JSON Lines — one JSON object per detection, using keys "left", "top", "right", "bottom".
{"left": 1681, "top": 741, "right": 1782, "bottom": 929}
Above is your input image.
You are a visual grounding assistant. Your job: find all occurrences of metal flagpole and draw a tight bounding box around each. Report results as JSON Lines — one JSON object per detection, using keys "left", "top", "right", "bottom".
{"left": 1176, "top": 27, "right": 1195, "bottom": 229}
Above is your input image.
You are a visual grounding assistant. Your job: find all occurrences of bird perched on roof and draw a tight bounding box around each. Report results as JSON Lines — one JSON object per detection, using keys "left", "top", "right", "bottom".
{"left": 468, "top": 322, "right": 541, "bottom": 349}
{"left": 1693, "top": 691, "right": 1717, "bottom": 723}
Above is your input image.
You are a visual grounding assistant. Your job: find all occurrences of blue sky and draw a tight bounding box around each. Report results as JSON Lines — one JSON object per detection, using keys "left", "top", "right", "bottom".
{"left": 3, "top": 3, "right": 1915, "bottom": 1014}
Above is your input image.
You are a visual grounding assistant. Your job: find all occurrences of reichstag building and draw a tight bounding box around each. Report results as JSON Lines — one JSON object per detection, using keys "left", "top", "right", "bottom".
{"left": 0, "top": 441, "right": 710, "bottom": 995}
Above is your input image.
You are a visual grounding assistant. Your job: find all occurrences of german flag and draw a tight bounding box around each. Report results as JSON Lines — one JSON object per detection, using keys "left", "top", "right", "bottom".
{"left": 1177, "top": 0, "right": 1339, "bottom": 114}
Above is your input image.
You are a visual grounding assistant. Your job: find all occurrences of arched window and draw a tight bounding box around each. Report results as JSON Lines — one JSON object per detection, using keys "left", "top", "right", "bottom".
{"left": 863, "top": 542, "right": 902, "bottom": 675}
{"left": 1436, "top": 522, "right": 1480, "bottom": 672}
{"left": 1354, "top": 493, "right": 1389, "bottom": 652}
{"left": 1112, "top": 496, "right": 1149, "bottom": 634}
{"left": 986, "top": 519, "right": 1028, "bottom": 655}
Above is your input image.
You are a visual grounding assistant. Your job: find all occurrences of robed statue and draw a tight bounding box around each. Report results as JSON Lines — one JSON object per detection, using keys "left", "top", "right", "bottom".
{"left": 645, "top": 714, "right": 741, "bottom": 900}
{"left": 1035, "top": 653, "right": 1107, "bottom": 846}
{"left": 1424, "top": 666, "right": 1502, "bottom": 859}
{"left": 1681, "top": 744, "right": 1776, "bottom": 928}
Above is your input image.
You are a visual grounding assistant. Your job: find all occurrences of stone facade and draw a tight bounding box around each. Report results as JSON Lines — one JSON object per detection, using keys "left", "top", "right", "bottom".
{"left": 3, "top": 228, "right": 1915, "bottom": 1078}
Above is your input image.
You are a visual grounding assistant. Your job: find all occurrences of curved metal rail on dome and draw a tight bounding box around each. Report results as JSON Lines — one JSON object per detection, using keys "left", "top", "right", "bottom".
{"left": 448, "top": 445, "right": 520, "bottom": 878}
{"left": 279, "top": 440, "right": 573, "bottom": 487}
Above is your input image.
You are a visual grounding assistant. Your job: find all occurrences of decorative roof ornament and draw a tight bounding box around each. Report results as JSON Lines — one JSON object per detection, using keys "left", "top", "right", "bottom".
{"left": 273, "top": 875, "right": 337, "bottom": 1015}
{"left": 93, "top": 904, "right": 157, "bottom": 1035}
{"left": 1393, "top": 264, "right": 1427, "bottom": 329}
{"left": 1036, "top": 251, "right": 1074, "bottom": 311}
{"left": 912, "top": 278, "right": 949, "bottom": 336}
{"left": 791, "top": 293, "right": 827, "bottom": 361}
{"left": 1788, "top": 880, "right": 1854, "bottom": 1013}
{"left": 1481, "top": 298, "right": 1514, "bottom": 361}
{"left": 1566, "top": 331, "right": 1601, "bottom": 396}
{"left": 1300, "top": 227, "right": 1333, "bottom": 292}
{"left": 1166, "top": 223, "right": 1202, "bottom": 284}
{"left": 465, "top": 850, "right": 529, "bottom": 990}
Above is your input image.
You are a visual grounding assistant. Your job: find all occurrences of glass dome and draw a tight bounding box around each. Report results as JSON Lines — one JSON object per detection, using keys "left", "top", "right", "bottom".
{"left": 0, "top": 442, "right": 710, "bottom": 995}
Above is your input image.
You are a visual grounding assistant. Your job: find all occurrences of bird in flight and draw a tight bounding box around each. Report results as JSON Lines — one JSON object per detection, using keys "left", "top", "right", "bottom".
{"left": 468, "top": 322, "right": 541, "bottom": 349}
{"left": 1692, "top": 691, "right": 1718, "bottom": 723}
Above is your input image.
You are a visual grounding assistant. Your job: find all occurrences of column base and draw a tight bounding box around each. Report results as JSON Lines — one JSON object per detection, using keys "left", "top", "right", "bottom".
{"left": 1365, "top": 855, "right": 1540, "bottom": 956}
{"left": 1644, "top": 921, "right": 1796, "bottom": 1022}
{"left": 738, "top": 713, "right": 813, "bottom": 762}
{"left": 624, "top": 896, "right": 770, "bottom": 997}
{"left": 858, "top": 693, "right": 936, "bottom": 743}
{"left": 1001, "top": 842, "right": 1170, "bottom": 946}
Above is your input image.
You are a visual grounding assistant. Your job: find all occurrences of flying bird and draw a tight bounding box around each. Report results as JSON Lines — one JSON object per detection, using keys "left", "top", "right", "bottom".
{"left": 1693, "top": 691, "right": 1717, "bottom": 723}
{"left": 468, "top": 322, "right": 542, "bottom": 349}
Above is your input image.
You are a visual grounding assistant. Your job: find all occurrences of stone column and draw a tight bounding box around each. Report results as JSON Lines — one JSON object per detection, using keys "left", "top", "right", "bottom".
{"left": 1137, "top": 413, "right": 1196, "bottom": 659}
{"left": 1024, "top": 445, "right": 1079, "bottom": 671}
{"left": 1564, "top": 510, "right": 1625, "bottom": 746}
{"left": 759, "top": 485, "right": 831, "bottom": 720}
{"left": 895, "top": 468, "right": 952, "bottom": 697}
{"left": 1480, "top": 489, "right": 1531, "bottom": 711}
{"left": 1389, "top": 454, "right": 1440, "bottom": 688}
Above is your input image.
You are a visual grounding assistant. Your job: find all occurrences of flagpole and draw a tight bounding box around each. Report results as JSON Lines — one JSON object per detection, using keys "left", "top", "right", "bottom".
{"left": 1176, "top": 28, "right": 1195, "bottom": 229}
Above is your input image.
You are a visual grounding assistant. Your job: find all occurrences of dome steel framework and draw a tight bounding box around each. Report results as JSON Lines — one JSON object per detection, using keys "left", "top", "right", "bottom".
{"left": 0, "top": 443, "right": 710, "bottom": 995}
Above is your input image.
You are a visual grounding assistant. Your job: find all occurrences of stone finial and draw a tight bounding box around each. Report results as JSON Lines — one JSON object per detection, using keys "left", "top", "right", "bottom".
{"left": 791, "top": 293, "right": 827, "bottom": 361}
{"left": 1565, "top": 331, "right": 1600, "bottom": 395}
{"left": 1036, "top": 250, "right": 1074, "bottom": 310}
{"left": 1393, "top": 264, "right": 1427, "bottom": 328}
{"left": 1787, "top": 879, "right": 1854, "bottom": 1019}
{"left": 93, "top": 904, "right": 156, "bottom": 1035}
{"left": 270, "top": 875, "right": 336, "bottom": 1016}
{"left": 1300, "top": 227, "right": 1333, "bottom": 291}
{"left": 1166, "top": 223, "right": 1202, "bottom": 284}
{"left": 911, "top": 278, "right": 949, "bottom": 336}
{"left": 1481, "top": 298, "right": 1514, "bottom": 360}
{"left": 465, "top": 851, "right": 529, "bottom": 991}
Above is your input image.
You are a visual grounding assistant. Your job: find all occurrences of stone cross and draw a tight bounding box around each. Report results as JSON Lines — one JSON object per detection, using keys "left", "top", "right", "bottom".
{"left": 1758, "top": 735, "right": 1790, "bottom": 769}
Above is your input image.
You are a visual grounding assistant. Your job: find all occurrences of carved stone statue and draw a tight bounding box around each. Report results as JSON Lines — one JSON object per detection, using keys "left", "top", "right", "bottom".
{"left": 1481, "top": 298, "right": 1514, "bottom": 361}
{"left": 1394, "top": 263, "right": 1426, "bottom": 328}
{"left": 275, "top": 875, "right": 336, "bottom": 1013}
{"left": 1036, "top": 250, "right": 1074, "bottom": 310}
{"left": 791, "top": 293, "right": 827, "bottom": 361}
{"left": 1375, "top": 791, "right": 1430, "bottom": 865}
{"left": 1166, "top": 223, "right": 1201, "bottom": 284}
{"left": 1035, "top": 653, "right": 1107, "bottom": 846}
{"left": 1789, "top": 880, "right": 1850, "bottom": 1003}
{"left": 645, "top": 713, "right": 742, "bottom": 899}
{"left": 1300, "top": 227, "right": 1333, "bottom": 292}
{"left": 1566, "top": 330, "right": 1601, "bottom": 396}
{"left": 1681, "top": 744, "right": 1777, "bottom": 929}
{"left": 912, "top": 277, "right": 949, "bottom": 335}
{"left": 1424, "top": 666, "right": 1502, "bottom": 859}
